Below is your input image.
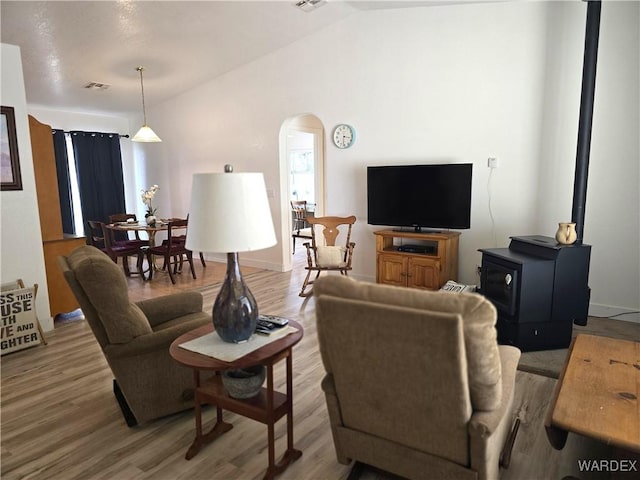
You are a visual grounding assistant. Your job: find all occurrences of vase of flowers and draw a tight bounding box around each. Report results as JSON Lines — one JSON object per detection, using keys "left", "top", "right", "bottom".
{"left": 141, "top": 184, "right": 159, "bottom": 226}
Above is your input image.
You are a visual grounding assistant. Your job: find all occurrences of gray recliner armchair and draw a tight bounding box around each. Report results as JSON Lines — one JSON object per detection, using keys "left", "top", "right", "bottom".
{"left": 58, "top": 245, "right": 211, "bottom": 426}
{"left": 314, "top": 276, "right": 521, "bottom": 480}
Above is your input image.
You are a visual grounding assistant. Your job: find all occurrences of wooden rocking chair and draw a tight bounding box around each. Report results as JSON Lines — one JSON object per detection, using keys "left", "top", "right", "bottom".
{"left": 299, "top": 215, "right": 356, "bottom": 297}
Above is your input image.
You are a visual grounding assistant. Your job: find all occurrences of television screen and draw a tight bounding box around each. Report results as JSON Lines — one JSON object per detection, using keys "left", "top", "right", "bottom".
{"left": 367, "top": 163, "right": 472, "bottom": 231}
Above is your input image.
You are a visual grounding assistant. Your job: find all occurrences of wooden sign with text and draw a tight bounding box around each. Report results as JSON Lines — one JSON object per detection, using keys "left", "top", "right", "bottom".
{"left": 1, "top": 280, "right": 45, "bottom": 355}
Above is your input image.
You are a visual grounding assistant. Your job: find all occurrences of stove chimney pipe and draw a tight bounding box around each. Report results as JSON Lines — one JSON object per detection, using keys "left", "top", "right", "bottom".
{"left": 572, "top": 0, "right": 601, "bottom": 244}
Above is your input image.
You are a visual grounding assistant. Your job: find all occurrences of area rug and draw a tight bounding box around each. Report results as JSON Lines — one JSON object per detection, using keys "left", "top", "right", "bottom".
{"left": 517, "top": 316, "right": 640, "bottom": 378}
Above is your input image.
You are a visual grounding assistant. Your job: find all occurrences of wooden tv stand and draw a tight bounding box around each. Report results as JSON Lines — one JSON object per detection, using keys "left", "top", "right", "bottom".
{"left": 374, "top": 229, "right": 460, "bottom": 290}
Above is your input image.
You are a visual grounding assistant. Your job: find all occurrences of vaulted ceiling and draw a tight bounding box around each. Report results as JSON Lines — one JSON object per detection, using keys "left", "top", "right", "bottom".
{"left": 1, "top": 1, "right": 486, "bottom": 116}
{"left": 0, "top": 1, "right": 353, "bottom": 115}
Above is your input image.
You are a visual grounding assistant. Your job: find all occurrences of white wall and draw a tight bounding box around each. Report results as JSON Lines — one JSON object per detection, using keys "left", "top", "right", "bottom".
{"left": 0, "top": 44, "right": 51, "bottom": 329}
{"left": 537, "top": 1, "right": 640, "bottom": 315}
{"left": 587, "top": 1, "right": 639, "bottom": 313}
{"left": 142, "top": 1, "right": 549, "bottom": 278}
{"left": 137, "top": 1, "right": 637, "bottom": 311}
{"left": 5, "top": 1, "right": 638, "bottom": 315}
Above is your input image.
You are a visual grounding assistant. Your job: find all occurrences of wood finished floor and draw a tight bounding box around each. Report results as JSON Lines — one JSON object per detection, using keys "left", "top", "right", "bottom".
{"left": 2, "top": 246, "right": 637, "bottom": 479}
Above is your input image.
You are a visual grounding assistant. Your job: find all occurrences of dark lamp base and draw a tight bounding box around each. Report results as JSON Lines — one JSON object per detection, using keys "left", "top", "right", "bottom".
{"left": 213, "top": 252, "right": 258, "bottom": 343}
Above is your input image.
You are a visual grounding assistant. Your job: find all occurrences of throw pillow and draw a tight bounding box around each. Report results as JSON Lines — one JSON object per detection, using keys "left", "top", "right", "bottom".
{"left": 316, "top": 245, "right": 346, "bottom": 268}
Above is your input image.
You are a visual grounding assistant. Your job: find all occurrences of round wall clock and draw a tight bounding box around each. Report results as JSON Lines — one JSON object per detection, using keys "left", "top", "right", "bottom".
{"left": 332, "top": 124, "right": 356, "bottom": 149}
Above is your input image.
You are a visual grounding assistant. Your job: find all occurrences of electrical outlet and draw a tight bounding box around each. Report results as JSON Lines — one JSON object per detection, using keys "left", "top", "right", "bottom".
{"left": 488, "top": 157, "right": 499, "bottom": 168}
{"left": 476, "top": 265, "right": 482, "bottom": 276}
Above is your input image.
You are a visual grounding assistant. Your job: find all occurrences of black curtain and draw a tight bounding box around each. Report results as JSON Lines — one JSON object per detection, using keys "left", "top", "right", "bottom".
{"left": 71, "top": 131, "right": 126, "bottom": 225}
{"left": 52, "top": 129, "right": 75, "bottom": 234}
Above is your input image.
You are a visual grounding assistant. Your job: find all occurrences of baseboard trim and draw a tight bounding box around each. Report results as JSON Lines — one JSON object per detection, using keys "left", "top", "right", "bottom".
{"left": 589, "top": 304, "right": 640, "bottom": 323}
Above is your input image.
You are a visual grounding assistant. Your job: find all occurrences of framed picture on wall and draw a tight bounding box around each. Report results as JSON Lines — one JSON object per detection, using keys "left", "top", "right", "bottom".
{"left": 1, "top": 106, "right": 22, "bottom": 191}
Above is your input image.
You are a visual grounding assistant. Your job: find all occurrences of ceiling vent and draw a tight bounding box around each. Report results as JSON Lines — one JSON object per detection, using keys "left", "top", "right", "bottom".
{"left": 84, "top": 82, "right": 111, "bottom": 90}
{"left": 294, "top": 0, "right": 326, "bottom": 13}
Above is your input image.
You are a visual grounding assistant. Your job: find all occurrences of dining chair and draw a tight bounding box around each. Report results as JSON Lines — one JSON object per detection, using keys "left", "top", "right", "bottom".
{"left": 145, "top": 219, "right": 196, "bottom": 284}
{"left": 167, "top": 214, "right": 206, "bottom": 268}
{"left": 170, "top": 235, "right": 206, "bottom": 268}
{"left": 108, "top": 213, "right": 150, "bottom": 250}
{"left": 291, "top": 200, "right": 312, "bottom": 254}
{"left": 90, "top": 221, "right": 144, "bottom": 277}
{"left": 85, "top": 220, "right": 107, "bottom": 250}
{"left": 291, "top": 200, "right": 308, "bottom": 232}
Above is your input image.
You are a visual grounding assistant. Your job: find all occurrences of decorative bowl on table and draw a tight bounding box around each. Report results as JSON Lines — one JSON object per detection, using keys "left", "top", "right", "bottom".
{"left": 221, "top": 365, "right": 265, "bottom": 399}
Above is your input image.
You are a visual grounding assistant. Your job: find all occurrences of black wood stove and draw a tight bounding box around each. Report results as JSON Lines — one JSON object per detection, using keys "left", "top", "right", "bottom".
{"left": 479, "top": 236, "right": 591, "bottom": 351}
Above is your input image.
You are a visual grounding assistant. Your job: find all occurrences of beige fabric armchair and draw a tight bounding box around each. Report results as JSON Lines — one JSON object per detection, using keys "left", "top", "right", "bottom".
{"left": 314, "top": 276, "right": 521, "bottom": 480}
{"left": 58, "top": 245, "right": 211, "bottom": 426}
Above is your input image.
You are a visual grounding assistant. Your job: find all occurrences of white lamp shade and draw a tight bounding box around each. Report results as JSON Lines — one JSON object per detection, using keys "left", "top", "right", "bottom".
{"left": 186, "top": 172, "right": 277, "bottom": 253}
{"left": 132, "top": 125, "right": 162, "bottom": 142}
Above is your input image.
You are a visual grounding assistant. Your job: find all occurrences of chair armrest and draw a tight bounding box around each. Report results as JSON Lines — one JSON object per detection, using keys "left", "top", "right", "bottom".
{"left": 321, "top": 373, "right": 347, "bottom": 427}
{"left": 345, "top": 242, "right": 356, "bottom": 267}
{"left": 104, "top": 320, "right": 204, "bottom": 359}
{"left": 468, "top": 345, "right": 520, "bottom": 480}
{"left": 136, "top": 291, "right": 204, "bottom": 328}
{"left": 468, "top": 345, "right": 521, "bottom": 438}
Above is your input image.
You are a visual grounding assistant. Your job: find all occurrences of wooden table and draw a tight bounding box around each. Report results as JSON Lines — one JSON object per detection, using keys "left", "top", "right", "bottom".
{"left": 107, "top": 221, "right": 186, "bottom": 275}
{"left": 106, "top": 221, "right": 176, "bottom": 247}
{"left": 169, "top": 321, "right": 304, "bottom": 479}
{"left": 545, "top": 334, "right": 640, "bottom": 453}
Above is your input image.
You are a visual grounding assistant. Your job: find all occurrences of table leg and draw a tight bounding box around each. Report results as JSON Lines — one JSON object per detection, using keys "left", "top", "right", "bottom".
{"left": 263, "top": 353, "right": 302, "bottom": 480}
{"left": 545, "top": 424, "right": 569, "bottom": 450}
{"left": 284, "top": 352, "right": 303, "bottom": 464}
{"left": 185, "top": 371, "right": 233, "bottom": 460}
{"left": 186, "top": 413, "right": 233, "bottom": 460}
{"left": 266, "top": 364, "right": 276, "bottom": 474}
{"left": 286, "top": 354, "right": 296, "bottom": 452}
{"left": 147, "top": 231, "right": 162, "bottom": 272}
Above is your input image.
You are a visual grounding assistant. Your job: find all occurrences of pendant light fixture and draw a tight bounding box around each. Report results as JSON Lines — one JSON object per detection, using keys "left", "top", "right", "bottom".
{"left": 132, "top": 66, "right": 162, "bottom": 142}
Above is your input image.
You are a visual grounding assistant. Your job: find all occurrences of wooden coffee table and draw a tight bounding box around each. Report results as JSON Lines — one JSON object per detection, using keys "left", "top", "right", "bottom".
{"left": 545, "top": 334, "right": 640, "bottom": 453}
{"left": 169, "top": 321, "right": 304, "bottom": 479}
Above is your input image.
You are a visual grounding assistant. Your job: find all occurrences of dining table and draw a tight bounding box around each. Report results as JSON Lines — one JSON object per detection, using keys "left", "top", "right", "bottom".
{"left": 106, "top": 219, "right": 175, "bottom": 247}
{"left": 106, "top": 220, "right": 187, "bottom": 276}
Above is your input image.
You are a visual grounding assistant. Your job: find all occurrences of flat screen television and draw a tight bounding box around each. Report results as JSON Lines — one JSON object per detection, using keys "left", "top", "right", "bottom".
{"left": 367, "top": 163, "right": 472, "bottom": 231}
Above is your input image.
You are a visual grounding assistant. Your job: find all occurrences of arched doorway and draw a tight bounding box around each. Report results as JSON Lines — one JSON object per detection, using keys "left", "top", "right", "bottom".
{"left": 278, "top": 114, "right": 325, "bottom": 272}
